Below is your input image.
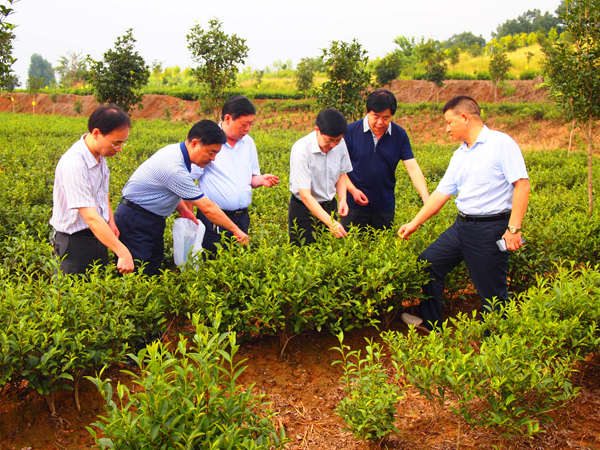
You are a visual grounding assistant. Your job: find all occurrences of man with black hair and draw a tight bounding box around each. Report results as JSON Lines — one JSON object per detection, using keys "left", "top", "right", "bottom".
{"left": 190, "top": 95, "right": 279, "bottom": 257}
{"left": 398, "top": 95, "right": 529, "bottom": 334}
{"left": 114, "top": 120, "right": 249, "bottom": 276}
{"left": 50, "top": 104, "right": 134, "bottom": 275}
{"left": 342, "top": 89, "right": 429, "bottom": 231}
{"left": 288, "top": 108, "right": 352, "bottom": 246}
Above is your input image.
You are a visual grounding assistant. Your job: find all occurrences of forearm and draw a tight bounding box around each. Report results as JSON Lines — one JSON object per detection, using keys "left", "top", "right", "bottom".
{"left": 409, "top": 190, "right": 451, "bottom": 227}
{"left": 176, "top": 200, "right": 193, "bottom": 215}
{"left": 298, "top": 190, "right": 335, "bottom": 226}
{"left": 251, "top": 174, "right": 261, "bottom": 189}
{"left": 509, "top": 179, "right": 530, "bottom": 228}
{"left": 80, "top": 209, "right": 130, "bottom": 258}
{"left": 344, "top": 174, "right": 357, "bottom": 196}
{"left": 194, "top": 197, "right": 243, "bottom": 235}
{"left": 404, "top": 159, "right": 430, "bottom": 202}
{"left": 336, "top": 175, "right": 348, "bottom": 204}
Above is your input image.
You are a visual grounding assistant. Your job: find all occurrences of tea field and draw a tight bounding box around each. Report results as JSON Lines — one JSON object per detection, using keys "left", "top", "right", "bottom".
{"left": 0, "top": 111, "right": 599, "bottom": 449}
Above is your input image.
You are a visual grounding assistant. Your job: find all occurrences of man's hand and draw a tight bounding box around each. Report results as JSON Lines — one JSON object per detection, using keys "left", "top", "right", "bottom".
{"left": 234, "top": 230, "right": 249, "bottom": 245}
{"left": 329, "top": 220, "right": 347, "bottom": 238}
{"left": 338, "top": 199, "right": 348, "bottom": 217}
{"left": 255, "top": 174, "right": 280, "bottom": 187}
{"left": 352, "top": 189, "right": 369, "bottom": 206}
{"left": 116, "top": 253, "right": 135, "bottom": 274}
{"left": 397, "top": 221, "right": 419, "bottom": 240}
{"left": 177, "top": 202, "right": 199, "bottom": 225}
{"left": 502, "top": 230, "right": 524, "bottom": 251}
{"left": 108, "top": 218, "right": 120, "bottom": 238}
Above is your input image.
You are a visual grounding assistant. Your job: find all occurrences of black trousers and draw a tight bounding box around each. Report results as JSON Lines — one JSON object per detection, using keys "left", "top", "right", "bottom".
{"left": 341, "top": 207, "right": 395, "bottom": 231}
{"left": 53, "top": 228, "right": 109, "bottom": 275}
{"left": 114, "top": 202, "right": 166, "bottom": 276}
{"left": 196, "top": 208, "right": 250, "bottom": 259}
{"left": 418, "top": 217, "right": 510, "bottom": 330}
{"left": 288, "top": 195, "right": 337, "bottom": 246}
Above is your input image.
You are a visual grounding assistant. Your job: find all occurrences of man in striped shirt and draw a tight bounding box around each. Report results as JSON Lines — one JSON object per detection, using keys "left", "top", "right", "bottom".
{"left": 50, "top": 104, "right": 134, "bottom": 275}
{"left": 114, "top": 120, "right": 249, "bottom": 276}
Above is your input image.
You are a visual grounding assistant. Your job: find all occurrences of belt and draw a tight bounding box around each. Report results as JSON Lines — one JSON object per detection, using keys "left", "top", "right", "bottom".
{"left": 120, "top": 198, "right": 162, "bottom": 218}
{"left": 457, "top": 211, "right": 511, "bottom": 223}
{"left": 291, "top": 194, "right": 335, "bottom": 208}
{"left": 222, "top": 208, "right": 248, "bottom": 219}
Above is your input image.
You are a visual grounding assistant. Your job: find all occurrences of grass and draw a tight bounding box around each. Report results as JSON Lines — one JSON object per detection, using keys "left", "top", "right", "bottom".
{"left": 451, "top": 44, "right": 544, "bottom": 77}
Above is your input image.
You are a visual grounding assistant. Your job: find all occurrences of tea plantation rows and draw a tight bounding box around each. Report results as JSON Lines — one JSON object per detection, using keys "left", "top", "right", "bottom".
{"left": 1, "top": 112, "right": 599, "bottom": 446}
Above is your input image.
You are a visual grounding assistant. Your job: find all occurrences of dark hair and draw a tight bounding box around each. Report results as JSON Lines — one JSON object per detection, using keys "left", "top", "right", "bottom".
{"left": 221, "top": 95, "right": 256, "bottom": 121}
{"left": 87, "top": 104, "right": 131, "bottom": 134}
{"left": 187, "top": 120, "right": 227, "bottom": 145}
{"left": 442, "top": 95, "right": 481, "bottom": 117}
{"left": 315, "top": 108, "right": 347, "bottom": 136}
{"left": 366, "top": 89, "right": 397, "bottom": 115}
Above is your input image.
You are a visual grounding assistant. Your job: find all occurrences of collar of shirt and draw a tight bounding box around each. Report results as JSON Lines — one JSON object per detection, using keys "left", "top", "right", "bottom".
{"left": 362, "top": 116, "right": 392, "bottom": 143}
{"left": 79, "top": 134, "right": 103, "bottom": 169}
{"left": 458, "top": 125, "right": 490, "bottom": 152}
{"left": 179, "top": 141, "right": 192, "bottom": 172}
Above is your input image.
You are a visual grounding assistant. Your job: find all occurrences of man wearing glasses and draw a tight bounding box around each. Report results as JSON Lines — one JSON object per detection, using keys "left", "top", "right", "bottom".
{"left": 189, "top": 95, "right": 279, "bottom": 258}
{"left": 50, "top": 104, "right": 134, "bottom": 275}
{"left": 288, "top": 108, "right": 352, "bottom": 246}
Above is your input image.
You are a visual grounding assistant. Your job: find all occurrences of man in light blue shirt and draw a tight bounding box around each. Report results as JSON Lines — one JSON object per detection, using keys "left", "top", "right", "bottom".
{"left": 398, "top": 96, "right": 530, "bottom": 334}
{"left": 191, "top": 96, "right": 279, "bottom": 258}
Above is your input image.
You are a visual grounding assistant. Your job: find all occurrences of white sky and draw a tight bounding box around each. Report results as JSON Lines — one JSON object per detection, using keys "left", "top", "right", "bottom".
{"left": 10, "top": 0, "right": 561, "bottom": 84}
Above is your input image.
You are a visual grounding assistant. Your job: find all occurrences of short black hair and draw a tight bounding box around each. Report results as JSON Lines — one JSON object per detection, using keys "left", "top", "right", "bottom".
{"left": 221, "top": 95, "right": 256, "bottom": 121}
{"left": 187, "top": 120, "right": 227, "bottom": 145}
{"left": 442, "top": 95, "right": 481, "bottom": 117}
{"left": 87, "top": 104, "right": 131, "bottom": 134}
{"left": 315, "top": 108, "right": 347, "bottom": 137}
{"left": 366, "top": 89, "right": 397, "bottom": 115}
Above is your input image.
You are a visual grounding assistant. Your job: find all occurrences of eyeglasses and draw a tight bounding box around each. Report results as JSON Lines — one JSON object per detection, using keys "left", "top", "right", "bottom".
{"left": 104, "top": 135, "right": 128, "bottom": 149}
{"left": 322, "top": 136, "right": 343, "bottom": 147}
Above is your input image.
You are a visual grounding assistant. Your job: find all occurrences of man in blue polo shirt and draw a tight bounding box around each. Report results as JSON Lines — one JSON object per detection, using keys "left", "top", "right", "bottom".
{"left": 398, "top": 95, "right": 530, "bottom": 334}
{"left": 191, "top": 96, "right": 279, "bottom": 258}
{"left": 114, "top": 120, "right": 248, "bottom": 276}
{"left": 342, "top": 89, "right": 429, "bottom": 231}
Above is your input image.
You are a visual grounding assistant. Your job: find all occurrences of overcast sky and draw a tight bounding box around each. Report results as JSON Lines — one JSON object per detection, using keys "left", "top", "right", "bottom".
{"left": 10, "top": 0, "right": 561, "bottom": 84}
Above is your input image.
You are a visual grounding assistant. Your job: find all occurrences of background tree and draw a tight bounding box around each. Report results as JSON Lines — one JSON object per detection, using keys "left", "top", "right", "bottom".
{"left": 187, "top": 18, "right": 248, "bottom": 119}
{"left": 494, "top": 8, "right": 564, "bottom": 38}
{"left": 442, "top": 32, "right": 486, "bottom": 50}
{"left": 415, "top": 38, "right": 447, "bottom": 99}
{"left": 317, "top": 39, "right": 371, "bottom": 122}
{"left": 489, "top": 51, "right": 512, "bottom": 102}
{"left": 0, "top": 0, "right": 19, "bottom": 91}
{"left": 295, "top": 57, "right": 318, "bottom": 98}
{"left": 87, "top": 29, "right": 150, "bottom": 113}
{"left": 55, "top": 51, "right": 88, "bottom": 88}
{"left": 543, "top": 0, "right": 600, "bottom": 215}
{"left": 374, "top": 52, "right": 403, "bottom": 86}
{"left": 27, "top": 53, "right": 55, "bottom": 87}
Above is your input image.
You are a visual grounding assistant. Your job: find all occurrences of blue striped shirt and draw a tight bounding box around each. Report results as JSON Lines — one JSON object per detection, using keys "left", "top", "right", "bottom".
{"left": 122, "top": 142, "right": 204, "bottom": 217}
{"left": 50, "top": 135, "right": 110, "bottom": 234}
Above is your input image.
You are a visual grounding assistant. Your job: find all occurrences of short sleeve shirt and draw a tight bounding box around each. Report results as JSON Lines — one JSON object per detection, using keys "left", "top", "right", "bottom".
{"left": 436, "top": 126, "right": 529, "bottom": 215}
{"left": 122, "top": 142, "right": 204, "bottom": 217}
{"left": 289, "top": 131, "right": 353, "bottom": 203}
{"left": 190, "top": 133, "right": 260, "bottom": 211}
{"left": 49, "top": 135, "right": 110, "bottom": 234}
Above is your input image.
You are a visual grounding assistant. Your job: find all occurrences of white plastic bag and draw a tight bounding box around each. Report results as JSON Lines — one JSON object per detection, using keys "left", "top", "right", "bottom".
{"left": 172, "top": 218, "right": 205, "bottom": 267}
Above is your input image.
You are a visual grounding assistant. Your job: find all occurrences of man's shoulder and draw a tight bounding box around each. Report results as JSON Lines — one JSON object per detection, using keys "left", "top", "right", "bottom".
{"left": 484, "top": 127, "right": 520, "bottom": 149}
{"left": 390, "top": 121, "right": 408, "bottom": 136}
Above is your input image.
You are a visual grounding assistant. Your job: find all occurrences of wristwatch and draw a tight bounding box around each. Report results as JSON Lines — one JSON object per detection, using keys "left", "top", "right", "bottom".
{"left": 507, "top": 225, "right": 521, "bottom": 234}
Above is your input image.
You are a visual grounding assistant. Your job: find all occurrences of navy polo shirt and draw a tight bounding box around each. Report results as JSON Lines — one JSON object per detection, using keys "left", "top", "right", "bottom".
{"left": 344, "top": 118, "right": 414, "bottom": 212}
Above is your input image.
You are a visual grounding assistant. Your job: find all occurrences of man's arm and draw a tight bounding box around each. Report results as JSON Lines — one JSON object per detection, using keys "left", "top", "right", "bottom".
{"left": 403, "top": 158, "right": 429, "bottom": 204}
{"left": 397, "top": 190, "right": 451, "bottom": 240}
{"left": 251, "top": 174, "right": 280, "bottom": 188}
{"left": 344, "top": 174, "right": 369, "bottom": 206}
{"left": 336, "top": 175, "right": 348, "bottom": 217}
{"left": 106, "top": 194, "right": 119, "bottom": 238}
{"left": 502, "top": 178, "right": 530, "bottom": 251}
{"left": 78, "top": 207, "right": 134, "bottom": 274}
{"left": 176, "top": 200, "right": 199, "bottom": 224}
{"left": 298, "top": 189, "right": 347, "bottom": 238}
{"left": 191, "top": 196, "right": 249, "bottom": 244}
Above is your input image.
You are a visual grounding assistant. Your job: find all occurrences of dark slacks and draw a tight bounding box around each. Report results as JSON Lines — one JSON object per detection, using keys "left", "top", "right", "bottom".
{"left": 341, "top": 207, "right": 395, "bottom": 231}
{"left": 418, "top": 217, "right": 510, "bottom": 330}
{"left": 196, "top": 209, "right": 250, "bottom": 259}
{"left": 53, "top": 228, "right": 109, "bottom": 275}
{"left": 288, "top": 195, "right": 338, "bottom": 246}
{"left": 114, "top": 202, "right": 166, "bottom": 276}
